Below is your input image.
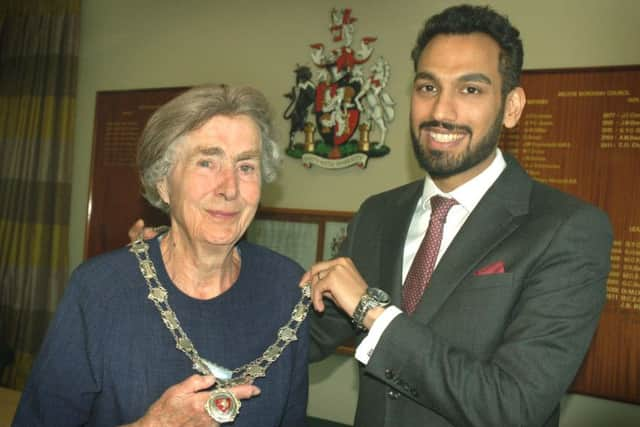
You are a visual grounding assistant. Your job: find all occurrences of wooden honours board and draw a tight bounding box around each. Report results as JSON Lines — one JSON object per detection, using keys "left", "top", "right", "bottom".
{"left": 498, "top": 66, "right": 640, "bottom": 403}
{"left": 85, "top": 87, "right": 186, "bottom": 258}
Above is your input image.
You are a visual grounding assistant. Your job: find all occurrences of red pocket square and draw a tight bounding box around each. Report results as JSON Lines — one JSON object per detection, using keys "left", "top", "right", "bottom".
{"left": 474, "top": 261, "right": 505, "bottom": 276}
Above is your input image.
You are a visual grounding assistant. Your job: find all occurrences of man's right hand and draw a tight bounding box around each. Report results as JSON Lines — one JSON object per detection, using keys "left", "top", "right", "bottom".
{"left": 128, "top": 219, "right": 160, "bottom": 242}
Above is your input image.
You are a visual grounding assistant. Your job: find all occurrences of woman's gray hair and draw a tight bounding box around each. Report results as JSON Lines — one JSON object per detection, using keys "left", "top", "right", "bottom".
{"left": 137, "top": 83, "right": 281, "bottom": 212}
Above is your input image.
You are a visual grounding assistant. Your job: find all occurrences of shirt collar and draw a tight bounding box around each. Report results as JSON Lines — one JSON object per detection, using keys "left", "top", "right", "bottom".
{"left": 419, "top": 148, "right": 507, "bottom": 213}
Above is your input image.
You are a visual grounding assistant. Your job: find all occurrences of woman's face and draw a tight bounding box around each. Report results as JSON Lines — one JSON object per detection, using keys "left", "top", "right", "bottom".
{"left": 158, "top": 114, "right": 262, "bottom": 248}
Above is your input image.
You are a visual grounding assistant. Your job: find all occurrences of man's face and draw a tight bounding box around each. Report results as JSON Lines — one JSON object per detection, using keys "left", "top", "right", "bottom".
{"left": 410, "top": 33, "right": 520, "bottom": 189}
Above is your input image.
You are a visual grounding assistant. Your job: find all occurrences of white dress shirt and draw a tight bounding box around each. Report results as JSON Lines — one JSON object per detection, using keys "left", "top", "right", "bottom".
{"left": 355, "top": 149, "right": 508, "bottom": 364}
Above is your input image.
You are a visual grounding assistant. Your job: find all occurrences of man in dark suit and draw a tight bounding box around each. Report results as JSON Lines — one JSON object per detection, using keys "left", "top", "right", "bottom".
{"left": 303, "top": 4, "right": 612, "bottom": 427}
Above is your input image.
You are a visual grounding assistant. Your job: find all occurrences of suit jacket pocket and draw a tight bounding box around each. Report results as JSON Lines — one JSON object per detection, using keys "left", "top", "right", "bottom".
{"left": 435, "top": 272, "right": 517, "bottom": 356}
{"left": 458, "top": 272, "right": 514, "bottom": 291}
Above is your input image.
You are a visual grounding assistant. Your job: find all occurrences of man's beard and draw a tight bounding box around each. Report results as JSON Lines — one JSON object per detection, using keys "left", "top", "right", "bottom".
{"left": 410, "top": 105, "right": 505, "bottom": 179}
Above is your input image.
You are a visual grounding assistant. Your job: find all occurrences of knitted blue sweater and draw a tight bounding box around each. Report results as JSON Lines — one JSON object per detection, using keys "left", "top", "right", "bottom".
{"left": 14, "top": 238, "right": 308, "bottom": 427}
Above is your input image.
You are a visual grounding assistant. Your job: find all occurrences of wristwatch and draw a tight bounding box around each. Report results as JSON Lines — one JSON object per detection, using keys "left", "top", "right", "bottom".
{"left": 352, "top": 287, "right": 391, "bottom": 330}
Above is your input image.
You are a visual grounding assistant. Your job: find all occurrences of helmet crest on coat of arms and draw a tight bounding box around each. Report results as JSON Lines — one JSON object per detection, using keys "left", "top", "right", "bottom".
{"left": 283, "top": 8, "right": 395, "bottom": 169}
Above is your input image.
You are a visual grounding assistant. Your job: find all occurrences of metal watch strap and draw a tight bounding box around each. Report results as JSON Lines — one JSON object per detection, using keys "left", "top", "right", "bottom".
{"left": 352, "top": 294, "right": 377, "bottom": 330}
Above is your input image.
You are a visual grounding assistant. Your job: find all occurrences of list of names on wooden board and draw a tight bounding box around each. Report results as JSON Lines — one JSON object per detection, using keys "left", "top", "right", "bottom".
{"left": 498, "top": 66, "right": 640, "bottom": 403}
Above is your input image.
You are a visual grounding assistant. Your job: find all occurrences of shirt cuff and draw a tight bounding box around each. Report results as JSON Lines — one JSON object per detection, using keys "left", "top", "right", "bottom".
{"left": 354, "top": 305, "right": 402, "bottom": 365}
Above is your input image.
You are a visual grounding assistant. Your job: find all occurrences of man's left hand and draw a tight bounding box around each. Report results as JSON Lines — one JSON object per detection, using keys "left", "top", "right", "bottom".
{"left": 301, "top": 257, "right": 368, "bottom": 317}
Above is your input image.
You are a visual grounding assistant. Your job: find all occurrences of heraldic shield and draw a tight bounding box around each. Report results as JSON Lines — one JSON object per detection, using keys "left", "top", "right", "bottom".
{"left": 315, "top": 80, "right": 360, "bottom": 157}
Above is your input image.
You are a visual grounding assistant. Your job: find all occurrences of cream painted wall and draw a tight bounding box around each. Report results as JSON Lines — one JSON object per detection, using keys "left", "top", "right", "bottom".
{"left": 70, "top": 0, "right": 640, "bottom": 425}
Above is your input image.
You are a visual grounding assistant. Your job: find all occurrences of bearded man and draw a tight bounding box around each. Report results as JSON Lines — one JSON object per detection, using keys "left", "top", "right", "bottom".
{"left": 303, "top": 4, "right": 612, "bottom": 427}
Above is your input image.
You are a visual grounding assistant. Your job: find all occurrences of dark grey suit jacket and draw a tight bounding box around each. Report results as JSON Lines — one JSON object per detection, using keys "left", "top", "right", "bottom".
{"left": 310, "top": 155, "right": 612, "bottom": 427}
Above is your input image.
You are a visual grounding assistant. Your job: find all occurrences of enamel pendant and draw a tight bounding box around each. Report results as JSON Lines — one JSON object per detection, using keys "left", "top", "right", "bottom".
{"left": 205, "top": 388, "right": 241, "bottom": 423}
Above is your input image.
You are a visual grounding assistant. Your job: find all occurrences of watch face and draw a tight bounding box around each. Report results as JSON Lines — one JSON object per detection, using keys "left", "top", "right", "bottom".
{"left": 367, "top": 287, "right": 390, "bottom": 304}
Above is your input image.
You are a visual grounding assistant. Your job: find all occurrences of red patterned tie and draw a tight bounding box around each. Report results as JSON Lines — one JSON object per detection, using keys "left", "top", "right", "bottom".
{"left": 402, "top": 195, "right": 458, "bottom": 314}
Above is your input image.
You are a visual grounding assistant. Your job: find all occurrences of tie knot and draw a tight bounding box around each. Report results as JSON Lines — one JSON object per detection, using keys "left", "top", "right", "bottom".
{"left": 429, "top": 195, "right": 457, "bottom": 222}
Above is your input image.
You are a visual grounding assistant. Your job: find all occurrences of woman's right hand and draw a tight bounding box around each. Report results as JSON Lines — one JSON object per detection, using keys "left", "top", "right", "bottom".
{"left": 126, "top": 375, "right": 260, "bottom": 427}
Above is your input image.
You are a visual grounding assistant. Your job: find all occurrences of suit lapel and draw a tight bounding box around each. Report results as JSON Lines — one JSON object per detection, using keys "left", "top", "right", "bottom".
{"left": 379, "top": 180, "right": 423, "bottom": 305}
{"left": 412, "top": 155, "right": 533, "bottom": 321}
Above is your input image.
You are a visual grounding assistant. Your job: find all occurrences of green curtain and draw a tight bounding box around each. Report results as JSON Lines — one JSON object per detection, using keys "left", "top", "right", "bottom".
{"left": 0, "top": 0, "right": 80, "bottom": 389}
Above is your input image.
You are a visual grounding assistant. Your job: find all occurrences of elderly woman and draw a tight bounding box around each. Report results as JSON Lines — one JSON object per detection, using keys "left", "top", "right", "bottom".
{"left": 14, "top": 84, "right": 310, "bottom": 426}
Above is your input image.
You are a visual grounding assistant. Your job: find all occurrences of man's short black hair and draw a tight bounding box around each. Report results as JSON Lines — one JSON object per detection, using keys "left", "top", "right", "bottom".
{"left": 411, "top": 4, "right": 523, "bottom": 95}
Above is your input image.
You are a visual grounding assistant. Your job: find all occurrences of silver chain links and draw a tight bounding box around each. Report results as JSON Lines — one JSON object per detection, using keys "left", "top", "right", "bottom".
{"left": 129, "top": 238, "right": 312, "bottom": 388}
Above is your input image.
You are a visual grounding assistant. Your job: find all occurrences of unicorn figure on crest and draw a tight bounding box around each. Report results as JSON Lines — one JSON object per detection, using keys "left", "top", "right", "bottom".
{"left": 355, "top": 57, "right": 395, "bottom": 148}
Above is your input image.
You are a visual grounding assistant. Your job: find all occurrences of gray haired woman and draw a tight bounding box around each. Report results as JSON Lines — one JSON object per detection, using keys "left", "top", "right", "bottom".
{"left": 14, "top": 84, "right": 310, "bottom": 427}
